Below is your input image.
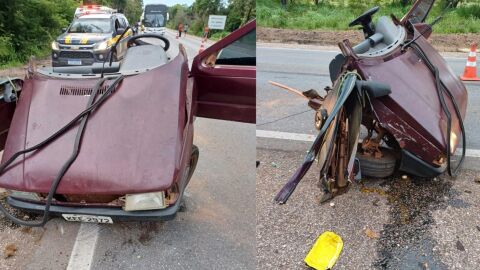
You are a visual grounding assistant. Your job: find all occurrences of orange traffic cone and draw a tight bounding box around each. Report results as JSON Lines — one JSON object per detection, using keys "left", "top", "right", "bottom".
{"left": 198, "top": 41, "right": 205, "bottom": 54}
{"left": 460, "top": 43, "right": 480, "bottom": 81}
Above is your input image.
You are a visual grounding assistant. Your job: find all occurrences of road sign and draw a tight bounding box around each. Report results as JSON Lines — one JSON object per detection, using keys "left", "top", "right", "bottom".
{"left": 208, "top": 15, "right": 227, "bottom": 30}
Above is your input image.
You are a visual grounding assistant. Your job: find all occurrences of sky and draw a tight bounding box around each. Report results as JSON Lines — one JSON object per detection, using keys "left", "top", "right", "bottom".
{"left": 143, "top": 0, "right": 194, "bottom": 7}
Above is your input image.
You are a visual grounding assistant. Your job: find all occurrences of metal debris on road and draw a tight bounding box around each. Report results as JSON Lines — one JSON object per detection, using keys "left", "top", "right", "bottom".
{"left": 456, "top": 240, "right": 465, "bottom": 251}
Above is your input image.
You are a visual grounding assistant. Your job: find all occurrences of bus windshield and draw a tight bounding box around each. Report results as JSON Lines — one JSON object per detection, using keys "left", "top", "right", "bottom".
{"left": 144, "top": 13, "right": 165, "bottom": 27}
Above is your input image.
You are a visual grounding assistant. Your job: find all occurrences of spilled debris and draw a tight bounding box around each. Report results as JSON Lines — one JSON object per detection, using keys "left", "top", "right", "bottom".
{"left": 365, "top": 228, "right": 380, "bottom": 239}
{"left": 3, "top": 244, "right": 17, "bottom": 259}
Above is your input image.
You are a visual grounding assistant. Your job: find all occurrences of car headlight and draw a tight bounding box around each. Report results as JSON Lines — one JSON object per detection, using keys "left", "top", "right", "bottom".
{"left": 9, "top": 190, "right": 41, "bottom": 201}
{"left": 51, "top": 41, "right": 60, "bottom": 51}
{"left": 123, "top": 191, "right": 167, "bottom": 211}
{"left": 94, "top": 40, "right": 110, "bottom": 51}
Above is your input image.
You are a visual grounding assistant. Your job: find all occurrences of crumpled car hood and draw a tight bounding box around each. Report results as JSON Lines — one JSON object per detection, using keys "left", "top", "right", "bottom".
{"left": 0, "top": 56, "right": 189, "bottom": 195}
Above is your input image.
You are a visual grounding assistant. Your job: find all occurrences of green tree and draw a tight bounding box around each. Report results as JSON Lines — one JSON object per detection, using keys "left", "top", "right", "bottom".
{"left": 227, "top": 0, "right": 255, "bottom": 30}
{"left": 0, "top": 0, "right": 143, "bottom": 66}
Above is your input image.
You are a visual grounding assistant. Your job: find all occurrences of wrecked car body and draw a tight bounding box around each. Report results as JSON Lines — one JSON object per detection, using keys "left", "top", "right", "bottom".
{"left": 0, "top": 20, "right": 256, "bottom": 226}
{"left": 274, "top": 0, "right": 467, "bottom": 203}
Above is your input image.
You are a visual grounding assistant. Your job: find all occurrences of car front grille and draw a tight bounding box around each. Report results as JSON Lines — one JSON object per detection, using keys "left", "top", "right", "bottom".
{"left": 59, "top": 51, "right": 94, "bottom": 59}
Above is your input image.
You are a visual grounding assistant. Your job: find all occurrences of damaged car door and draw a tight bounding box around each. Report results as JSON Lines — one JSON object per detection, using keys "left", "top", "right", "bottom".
{"left": 191, "top": 20, "right": 256, "bottom": 124}
{"left": 0, "top": 78, "right": 21, "bottom": 151}
{"left": 401, "top": 0, "right": 434, "bottom": 24}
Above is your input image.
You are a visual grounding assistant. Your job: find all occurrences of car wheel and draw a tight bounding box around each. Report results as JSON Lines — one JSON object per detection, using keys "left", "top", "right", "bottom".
{"left": 357, "top": 147, "right": 397, "bottom": 178}
{"left": 178, "top": 198, "right": 187, "bottom": 212}
{"left": 186, "top": 145, "right": 199, "bottom": 183}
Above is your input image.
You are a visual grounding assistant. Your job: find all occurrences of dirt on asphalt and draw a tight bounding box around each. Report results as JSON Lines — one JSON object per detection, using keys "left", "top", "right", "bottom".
{"left": 258, "top": 27, "right": 480, "bottom": 52}
{"left": 0, "top": 151, "right": 44, "bottom": 270}
{"left": 0, "top": 57, "right": 51, "bottom": 79}
{"left": 256, "top": 148, "right": 480, "bottom": 269}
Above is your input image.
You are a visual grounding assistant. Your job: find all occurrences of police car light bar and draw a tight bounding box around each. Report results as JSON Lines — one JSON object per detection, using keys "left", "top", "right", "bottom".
{"left": 75, "top": 5, "right": 117, "bottom": 17}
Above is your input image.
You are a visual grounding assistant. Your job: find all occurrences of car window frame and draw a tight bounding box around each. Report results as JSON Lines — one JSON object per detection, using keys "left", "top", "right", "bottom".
{"left": 216, "top": 29, "right": 256, "bottom": 67}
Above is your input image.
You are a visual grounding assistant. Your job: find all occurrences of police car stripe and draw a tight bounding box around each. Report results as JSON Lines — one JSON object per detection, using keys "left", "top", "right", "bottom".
{"left": 65, "top": 35, "right": 72, "bottom": 44}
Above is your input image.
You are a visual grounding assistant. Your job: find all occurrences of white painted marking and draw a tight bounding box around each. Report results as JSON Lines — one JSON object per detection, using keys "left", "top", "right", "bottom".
{"left": 456, "top": 148, "right": 480, "bottom": 158}
{"left": 256, "top": 129, "right": 315, "bottom": 142}
{"left": 257, "top": 46, "right": 340, "bottom": 53}
{"left": 257, "top": 129, "right": 480, "bottom": 158}
{"left": 67, "top": 223, "right": 100, "bottom": 270}
{"left": 466, "top": 61, "right": 477, "bottom": 67}
{"left": 258, "top": 46, "right": 469, "bottom": 60}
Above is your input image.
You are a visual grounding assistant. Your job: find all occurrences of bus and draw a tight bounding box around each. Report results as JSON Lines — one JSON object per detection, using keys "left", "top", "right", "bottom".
{"left": 142, "top": 4, "right": 169, "bottom": 35}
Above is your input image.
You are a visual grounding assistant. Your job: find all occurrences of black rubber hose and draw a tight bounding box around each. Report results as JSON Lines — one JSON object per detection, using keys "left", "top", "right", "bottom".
{"left": 0, "top": 75, "right": 124, "bottom": 226}
{"left": 101, "top": 26, "right": 132, "bottom": 78}
{"left": 405, "top": 41, "right": 466, "bottom": 176}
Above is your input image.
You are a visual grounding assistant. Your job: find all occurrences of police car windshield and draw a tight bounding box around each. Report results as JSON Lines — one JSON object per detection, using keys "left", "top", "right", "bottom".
{"left": 68, "top": 18, "right": 111, "bottom": 33}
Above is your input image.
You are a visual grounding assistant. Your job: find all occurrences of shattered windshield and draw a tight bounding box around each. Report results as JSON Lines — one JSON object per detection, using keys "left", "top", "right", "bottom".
{"left": 68, "top": 19, "right": 112, "bottom": 34}
{"left": 144, "top": 14, "right": 165, "bottom": 27}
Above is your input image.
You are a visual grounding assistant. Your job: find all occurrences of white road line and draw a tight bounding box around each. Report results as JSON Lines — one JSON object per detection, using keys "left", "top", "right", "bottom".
{"left": 257, "top": 46, "right": 468, "bottom": 60}
{"left": 257, "top": 129, "right": 315, "bottom": 142}
{"left": 67, "top": 223, "right": 100, "bottom": 270}
{"left": 256, "top": 129, "right": 480, "bottom": 158}
{"left": 257, "top": 46, "right": 340, "bottom": 53}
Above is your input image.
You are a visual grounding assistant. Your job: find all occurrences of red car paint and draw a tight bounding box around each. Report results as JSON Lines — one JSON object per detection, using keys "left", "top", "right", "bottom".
{"left": 0, "top": 21, "right": 256, "bottom": 203}
{"left": 1, "top": 49, "right": 191, "bottom": 194}
{"left": 354, "top": 33, "right": 467, "bottom": 166}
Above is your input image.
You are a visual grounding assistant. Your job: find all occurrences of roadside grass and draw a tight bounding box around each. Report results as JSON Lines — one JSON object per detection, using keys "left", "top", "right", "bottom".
{"left": 0, "top": 60, "right": 23, "bottom": 70}
{"left": 257, "top": 0, "right": 480, "bottom": 34}
{"left": 0, "top": 49, "right": 50, "bottom": 71}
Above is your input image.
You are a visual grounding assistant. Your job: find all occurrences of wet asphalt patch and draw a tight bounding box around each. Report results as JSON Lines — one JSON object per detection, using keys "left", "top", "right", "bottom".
{"left": 372, "top": 174, "right": 467, "bottom": 269}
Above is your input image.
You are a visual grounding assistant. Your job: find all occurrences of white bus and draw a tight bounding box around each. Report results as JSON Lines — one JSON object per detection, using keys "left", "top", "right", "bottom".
{"left": 142, "top": 4, "right": 169, "bottom": 35}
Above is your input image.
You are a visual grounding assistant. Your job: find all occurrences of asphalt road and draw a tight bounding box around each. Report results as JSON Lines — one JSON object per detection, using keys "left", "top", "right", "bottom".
{"left": 256, "top": 45, "right": 480, "bottom": 269}
{"left": 0, "top": 32, "right": 255, "bottom": 269}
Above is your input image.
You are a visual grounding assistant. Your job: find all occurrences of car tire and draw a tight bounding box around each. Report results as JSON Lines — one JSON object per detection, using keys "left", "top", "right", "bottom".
{"left": 186, "top": 145, "right": 199, "bottom": 183}
{"left": 178, "top": 198, "right": 187, "bottom": 212}
{"left": 357, "top": 147, "right": 397, "bottom": 178}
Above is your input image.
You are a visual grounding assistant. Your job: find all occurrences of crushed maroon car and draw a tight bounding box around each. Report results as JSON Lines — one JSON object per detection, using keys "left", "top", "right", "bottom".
{"left": 0, "top": 20, "right": 256, "bottom": 226}
{"left": 273, "top": 0, "right": 468, "bottom": 204}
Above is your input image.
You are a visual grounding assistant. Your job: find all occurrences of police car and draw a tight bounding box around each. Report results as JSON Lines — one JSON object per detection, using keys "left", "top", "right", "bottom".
{"left": 51, "top": 5, "right": 132, "bottom": 67}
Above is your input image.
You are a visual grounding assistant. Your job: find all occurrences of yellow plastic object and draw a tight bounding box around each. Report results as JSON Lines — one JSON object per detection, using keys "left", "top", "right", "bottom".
{"left": 304, "top": 231, "right": 343, "bottom": 270}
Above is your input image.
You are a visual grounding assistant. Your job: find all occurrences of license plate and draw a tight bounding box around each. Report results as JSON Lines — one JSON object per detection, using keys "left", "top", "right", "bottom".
{"left": 62, "top": 214, "right": 113, "bottom": 224}
{"left": 67, "top": 60, "right": 82, "bottom": 66}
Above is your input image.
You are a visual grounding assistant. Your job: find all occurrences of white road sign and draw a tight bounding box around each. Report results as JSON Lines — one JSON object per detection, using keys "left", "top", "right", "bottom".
{"left": 208, "top": 15, "right": 227, "bottom": 30}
